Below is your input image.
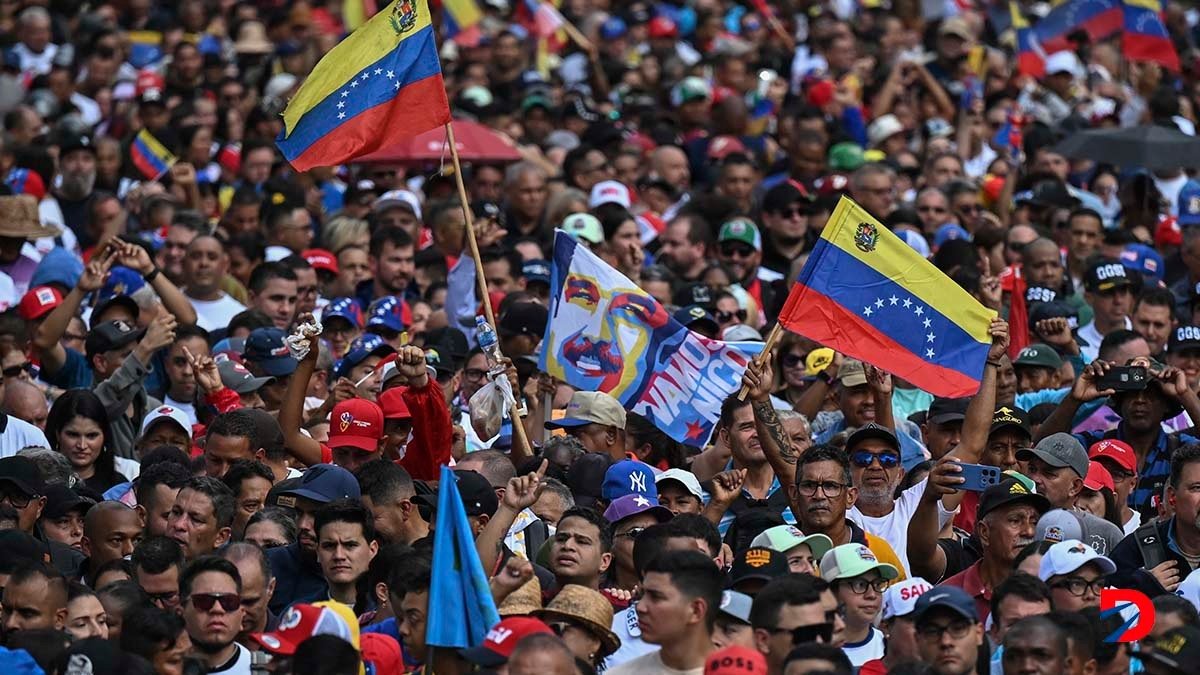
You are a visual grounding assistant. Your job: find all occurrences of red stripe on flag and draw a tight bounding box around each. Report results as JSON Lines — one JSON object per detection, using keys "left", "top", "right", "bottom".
{"left": 778, "top": 283, "right": 982, "bottom": 397}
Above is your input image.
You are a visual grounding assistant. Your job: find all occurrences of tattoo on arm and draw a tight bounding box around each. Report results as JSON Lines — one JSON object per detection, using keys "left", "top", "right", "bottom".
{"left": 753, "top": 400, "right": 797, "bottom": 465}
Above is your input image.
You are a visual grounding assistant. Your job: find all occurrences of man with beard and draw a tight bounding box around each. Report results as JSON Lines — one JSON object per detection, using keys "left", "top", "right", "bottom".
{"left": 656, "top": 212, "right": 712, "bottom": 284}
{"left": 715, "top": 218, "right": 782, "bottom": 318}
{"left": 181, "top": 556, "right": 251, "bottom": 673}
{"left": 358, "top": 226, "right": 415, "bottom": 306}
{"left": 182, "top": 235, "right": 246, "bottom": 332}
{"left": 54, "top": 133, "right": 98, "bottom": 244}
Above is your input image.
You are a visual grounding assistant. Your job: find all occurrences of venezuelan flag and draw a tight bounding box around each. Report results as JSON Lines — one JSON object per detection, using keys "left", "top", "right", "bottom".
{"left": 1011, "top": 2, "right": 1045, "bottom": 77}
{"left": 442, "top": 0, "right": 482, "bottom": 42}
{"left": 777, "top": 197, "right": 996, "bottom": 397}
{"left": 130, "top": 129, "right": 176, "bottom": 180}
{"left": 1123, "top": 0, "right": 1179, "bottom": 71}
{"left": 127, "top": 30, "right": 163, "bottom": 68}
{"left": 277, "top": 0, "right": 451, "bottom": 171}
{"left": 1034, "top": 0, "right": 1121, "bottom": 53}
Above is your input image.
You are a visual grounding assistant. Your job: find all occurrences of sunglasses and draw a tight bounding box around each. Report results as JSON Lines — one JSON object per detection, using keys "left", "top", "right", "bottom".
{"left": 782, "top": 353, "right": 805, "bottom": 368}
{"left": 720, "top": 244, "right": 756, "bottom": 259}
{"left": 190, "top": 593, "right": 240, "bottom": 612}
{"left": 2, "top": 363, "right": 31, "bottom": 378}
{"left": 716, "top": 309, "right": 747, "bottom": 323}
{"left": 850, "top": 450, "right": 900, "bottom": 469}
{"left": 773, "top": 206, "right": 813, "bottom": 219}
{"left": 778, "top": 622, "right": 833, "bottom": 645}
{"left": 616, "top": 526, "right": 646, "bottom": 540}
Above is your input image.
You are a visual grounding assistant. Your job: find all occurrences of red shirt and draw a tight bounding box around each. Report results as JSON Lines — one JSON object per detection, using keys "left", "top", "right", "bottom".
{"left": 939, "top": 560, "right": 992, "bottom": 624}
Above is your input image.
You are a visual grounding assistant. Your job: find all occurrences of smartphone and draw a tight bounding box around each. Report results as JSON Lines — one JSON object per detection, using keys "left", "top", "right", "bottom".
{"left": 1097, "top": 365, "right": 1149, "bottom": 391}
{"left": 956, "top": 462, "right": 1002, "bottom": 492}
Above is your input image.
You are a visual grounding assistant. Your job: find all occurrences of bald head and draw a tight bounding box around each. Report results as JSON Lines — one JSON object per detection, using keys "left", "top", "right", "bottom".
{"left": 507, "top": 634, "right": 576, "bottom": 675}
{"left": 651, "top": 146, "right": 690, "bottom": 188}
{"left": 82, "top": 502, "right": 143, "bottom": 574}
{"left": 3, "top": 380, "right": 47, "bottom": 429}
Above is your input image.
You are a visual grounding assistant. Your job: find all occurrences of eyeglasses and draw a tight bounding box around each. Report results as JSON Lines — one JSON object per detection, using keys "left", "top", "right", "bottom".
{"left": 1049, "top": 576, "right": 1105, "bottom": 597}
{"left": 956, "top": 204, "right": 981, "bottom": 214}
{"left": 257, "top": 540, "right": 288, "bottom": 549}
{"left": 850, "top": 450, "right": 900, "bottom": 469}
{"left": 770, "top": 622, "right": 833, "bottom": 645}
{"left": 463, "top": 368, "right": 488, "bottom": 383}
{"left": 189, "top": 593, "right": 241, "bottom": 612}
{"left": 0, "top": 489, "right": 35, "bottom": 509}
{"left": 720, "top": 244, "right": 756, "bottom": 259}
{"left": 917, "top": 205, "right": 948, "bottom": 213}
{"left": 774, "top": 206, "right": 813, "bottom": 219}
{"left": 782, "top": 353, "right": 805, "bottom": 368}
{"left": 2, "top": 363, "right": 31, "bottom": 378}
{"left": 616, "top": 526, "right": 646, "bottom": 540}
{"left": 842, "top": 577, "right": 888, "bottom": 594}
{"left": 917, "top": 620, "right": 973, "bottom": 640}
{"left": 716, "top": 309, "right": 747, "bottom": 323}
{"left": 795, "top": 481, "right": 846, "bottom": 497}
{"left": 1007, "top": 240, "right": 1029, "bottom": 253}
{"left": 1105, "top": 466, "right": 1133, "bottom": 482}
{"left": 147, "top": 590, "right": 180, "bottom": 606}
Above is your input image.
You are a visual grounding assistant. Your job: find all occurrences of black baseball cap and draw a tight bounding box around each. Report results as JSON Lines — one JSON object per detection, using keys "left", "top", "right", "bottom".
{"left": 989, "top": 406, "right": 1032, "bottom": 439}
{"left": 279, "top": 464, "right": 361, "bottom": 504}
{"left": 0, "top": 456, "right": 46, "bottom": 497}
{"left": 927, "top": 397, "right": 969, "bottom": 425}
{"left": 672, "top": 283, "right": 713, "bottom": 309}
{"left": 1084, "top": 260, "right": 1137, "bottom": 293}
{"left": 414, "top": 470, "right": 498, "bottom": 517}
{"left": 1142, "top": 625, "right": 1200, "bottom": 673}
{"left": 761, "top": 181, "right": 814, "bottom": 214}
{"left": 845, "top": 422, "right": 900, "bottom": 452}
{"left": 565, "top": 453, "right": 611, "bottom": 508}
{"left": 0, "top": 529, "right": 49, "bottom": 566}
{"left": 975, "top": 478, "right": 1050, "bottom": 522}
{"left": 1171, "top": 326, "right": 1200, "bottom": 353}
{"left": 42, "top": 483, "right": 94, "bottom": 520}
{"left": 85, "top": 319, "right": 144, "bottom": 359}
{"left": 729, "top": 547, "right": 788, "bottom": 587}
{"left": 674, "top": 304, "right": 719, "bottom": 336}
{"left": 497, "top": 302, "right": 549, "bottom": 339}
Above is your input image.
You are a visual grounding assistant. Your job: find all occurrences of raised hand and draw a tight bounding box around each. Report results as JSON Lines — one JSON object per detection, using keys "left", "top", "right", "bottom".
{"left": 987, "top": 318, "right": 1009, "bottom": 361}
{"left": 1071, "top": 360, "right": 1117, "bottom": 403}
{"left": 502, "top": 459, "right": 547, "bottom": 512}
{"left": 184, "top": 345, "right": 222, "bottom": 394}
{"left": 741, "top": 353, "right": 774, "bottom": 402}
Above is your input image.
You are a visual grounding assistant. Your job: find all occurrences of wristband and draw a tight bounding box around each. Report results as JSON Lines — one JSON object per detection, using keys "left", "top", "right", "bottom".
{"left": 820, "top": 369, "right": 837, "bottom": 386}
{"left": 986, "top": 359, "right": 1003, "bottom": 368}
{"left": 143, "top": 266, "right": 160, "bottom": 283}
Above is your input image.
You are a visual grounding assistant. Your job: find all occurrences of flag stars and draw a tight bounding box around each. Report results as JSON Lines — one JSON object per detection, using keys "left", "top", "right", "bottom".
{"left": 863, "top": 306, "right": 874, "bottom": 317}
{"left": 927, "top": 333, "right": 936, "bottom": 342}
{"left": 394, "top": 81, "right": 401, "bottom": 90}
{"left": 926, "top": 349, "right": 935, "bottom": 359}
{"left": 337, "top": 101, "right": 345, "bottom": 109}
{"left": 338, "top": 112, "right": 346, "bottom": 119}
{"left": 361, "top": 72, "right": 369, "bottom": 80}
{"left": 374, "top": 68, "right": 383, "bottom": 75}
{"left": 914, "top": 306, "right": 924, "bottom": 316}
{"left": 386, "top": 70, "right": 395, "bottom": 78}
{"left": 340, "top": 90, "right": 349, "bottom": 98}
{"left": 889, "top": 295, "right": 898, "bottom": 306}
{"left": 350, "top": 80, "right": 358, "bottom": 88}
{"left": 902, "top": 298, "right": 912, "bottom": 308}
{"left": 923, "top": 318, "right": 932, "bottom": 329}
{"left": 875, "top": 298, "right": 884, "bottom": 308}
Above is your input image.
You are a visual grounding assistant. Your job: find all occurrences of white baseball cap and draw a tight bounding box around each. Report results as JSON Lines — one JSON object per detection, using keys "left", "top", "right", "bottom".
{"left": 1037, "top": 539, "right": 1116, "bottom": 581}
{"left": 655, "top": 468, "right": 703, "bottom": 500}
{"left": 140, "top": 405, "right": 193, "bottom": 440}
{"left": 588, "top": 180, "right": 631, "bottom": 209}
{"left": 882, "top": 577, "right": 934, "bottom": 621}
{"left": 373, "top": 189, "right": 422, "bottom": 219}
{"left": 1044, "top": 51, "right": 1083, "bottom": 79}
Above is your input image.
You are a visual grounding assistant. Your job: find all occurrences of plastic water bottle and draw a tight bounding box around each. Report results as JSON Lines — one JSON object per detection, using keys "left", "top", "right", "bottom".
{"left": 476, "top": 316, "right": 503, "bottom": 370}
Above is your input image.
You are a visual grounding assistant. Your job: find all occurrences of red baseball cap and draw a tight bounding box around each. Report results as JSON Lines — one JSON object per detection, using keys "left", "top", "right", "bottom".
{"left": 1088, "top": 439, "right": 1136, "bottom": 472}
{"left": 1084, "top": 460, "right": 1115, "bottom": 492}
{"left": 249, "top": 603, "right": 355, "bottom": 656}
{"left": 361, "top": 633, "right": 402, "bottom": 675}
{"left": 705, "top": 646, "right": 767, "bottom": 675}
{"left": 647, "top": 15, "right": 677, "bottom": 38}
{"left": 303, "top": 248, "right": 339, "bottom": 275}
{"left": 458, "top": 617, "right": 553, "bottom": 667}
{"left": 378, "top": 388, "right": 411, "bottom": 420}
{"left": 18, "top": 286, "right": 62, "bottom": 320}
{"left": 327, "top": 399, "right": 383, "bottom": 451}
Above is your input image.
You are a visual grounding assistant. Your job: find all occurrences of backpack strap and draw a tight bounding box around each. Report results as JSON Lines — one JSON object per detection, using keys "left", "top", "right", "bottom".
{"left": 1135, "top": 520, "right": 1167, "bottom": 571}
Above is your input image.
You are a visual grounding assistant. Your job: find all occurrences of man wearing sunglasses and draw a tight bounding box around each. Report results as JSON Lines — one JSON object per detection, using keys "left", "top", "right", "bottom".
{"left": 1036, "top": 539, "right": 1115, "bottom": 612}
{"left": 759, "top": 182, "right": 816, "bottom": 278}
{"left": 715, "top": 218, "right": 783, "bottom": 318}
{"left": 749, "top": 574, "right": 845, "bottom": 675}
{"left": 181, "top": 556, "right": 250, "bottom": 674}
{"left": 820, "top": 543, "right": 900, "bottom": 668}
{"left": 912, "top": 586, "right": 984, "bottom": 675}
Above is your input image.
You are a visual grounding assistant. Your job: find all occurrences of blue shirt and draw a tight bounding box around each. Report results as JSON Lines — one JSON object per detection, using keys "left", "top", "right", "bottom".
{"left": 42, "top": 348, "right": 92, "bottom": 389}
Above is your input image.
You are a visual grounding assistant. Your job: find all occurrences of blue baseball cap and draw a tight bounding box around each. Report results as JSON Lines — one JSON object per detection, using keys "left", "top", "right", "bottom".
{"left": 934, "top": 223, "right": 971, "bottom": 248}
{"left": 323, "top": 297, "right": 363, "bottom": 329}
{"left": 335, "top": 333, "right": 395, "bottom": 378}
{"left": 243, "top": 328, "right": 298, "bottom": 377}
{"left": 280, "top": 464, "right": 361, "bottom": 504}
{"left": 1120, "top": 243, "right": 1165, "bottom": 285}
{"left": 522, "top": 259, "right": 551, "bottom": 286}
{"left": 90, "top": 266, "right": 145, "bottom": 326}
{"left": 600, "top": 16, "right": 628, "bottom": 40}
{"left": 1179, "top": 180, "right": 1200, "bottom": 226}
{"left": 673, "top": 304, "right": 719, "bottom": 335}
{"left": 366, "top": 296, "right": 405, "bottom": 333}
{"left": 30, "top": 247, "right": 83, "bottom": 290}
{"left": 912, "top": 585, "right": 978, "bottom": 624}
{"left": 602, "top": 459, "right": 658, "bottom": 501}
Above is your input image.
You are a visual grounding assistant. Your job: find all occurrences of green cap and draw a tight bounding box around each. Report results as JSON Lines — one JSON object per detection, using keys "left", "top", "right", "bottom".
{"left": 1013, "top": 343, "right": 1063, "bottom": 370}
{"left": 819, "top": 543, "right": 899, "bottom": 583}
{"left": 671, "top": 76, "right": 711, "bottom": 106}
{"left": 562, "top": 213, "right": 604, "bottom": 245}
{"left": 828, "top": 142, "right": 865, "bottom": 172}
{"left": 718, "top": 218, "right": 762, "bottom": 250}
{"left": 750, "top": 525, "right": 834, "bottom": 562}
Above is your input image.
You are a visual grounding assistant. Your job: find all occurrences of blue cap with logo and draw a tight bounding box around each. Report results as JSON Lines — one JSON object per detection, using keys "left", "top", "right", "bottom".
{"left": 1179, "top": 179, "right": 1200, "bottom": 227}
{"left": 366, "top": 296, "right": 406, "bottom": 333}
{"left": 602, "top": 459, "right": 657, "bottom": 500}
{"left": 243, "top": 328, "right": 298, "bottom": 377}
{"left": 522, "top": 259, "right": 551, "bottom": 286}
{"left": 912, "top": 585, "right": 978, "bottom": 624}
{"left": 280, "top": 463, "right": 361, "bottom": 504}
{"left": 1120, "top": 243, "right": 1165, "bottom": 286}
{"left": 336, "top": 333, "right": 395, "bottom": 378}
{"left": 323, "top": 297, "right": 363, "bottom": 329}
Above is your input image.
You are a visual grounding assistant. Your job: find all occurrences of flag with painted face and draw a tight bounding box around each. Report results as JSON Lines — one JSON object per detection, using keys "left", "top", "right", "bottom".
{"left": 541, "top": 230, "right": 763, "bottom": 447}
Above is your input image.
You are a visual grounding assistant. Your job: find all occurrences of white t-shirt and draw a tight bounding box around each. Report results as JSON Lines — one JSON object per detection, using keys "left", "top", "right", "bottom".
{"left": 607, "top": 605, "right": 656, "bottom": 670}
{"left": 11, "top": 43, "right": 57, "bottom": 77}
{"left": 1123, "top": 509, "right": 1142, "bottom": 537}
{"left": 163, "top": 396, "right": 198, "bottom": 426}
{"left": 842, "top": 626, "right": 886, "bottom": 667}
{"left": 0, "top": 415, "right": 49, "bottom": 457}
{"left": 114, "top": 456, "right": 140, "bottom": 481}
{"left": 189, "top": 293, "right": 247, "bottom": 332}
{"left": 606, "top": 649, "right": 703, "bottom": 675}
{"left": 265, "top": 245, "right": 292, "bottom": 262}
{"left": 1078, "top": 317, "right": 1132, "bottom": 362}
{"left": 208, "top": 643, "right": 251, "bottom": 675}
{"left": 849, "top": 477, "right": 953, "bottom": 575}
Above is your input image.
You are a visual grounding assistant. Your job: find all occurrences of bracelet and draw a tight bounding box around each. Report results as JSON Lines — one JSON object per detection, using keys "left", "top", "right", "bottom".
{"left": 143, "top": 267, "right": 160, "bottom": 283}
{"left": 986, "top": 359, "right": 1003, "bottom": 368}
{"left": 820, "top": 370, "right": 837, "bottom": 386}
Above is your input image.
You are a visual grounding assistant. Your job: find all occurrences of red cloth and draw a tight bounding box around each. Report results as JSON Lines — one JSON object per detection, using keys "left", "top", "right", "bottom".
{"left": 858, "top": 660, "right": 888, "bottom": 675}
{"left": 206, "top": 387, "right": 242, "bottom": 415}
{"left": 398, "top": 377, "right": 452, "bottom": 480}
{"left": 939, "top": 561, "right": 992, "bottom": 624}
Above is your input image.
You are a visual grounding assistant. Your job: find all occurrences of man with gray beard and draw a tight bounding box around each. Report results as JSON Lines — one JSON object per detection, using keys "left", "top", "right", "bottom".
{"left": 53, "top": 133, "right": 98, "bottom": 246}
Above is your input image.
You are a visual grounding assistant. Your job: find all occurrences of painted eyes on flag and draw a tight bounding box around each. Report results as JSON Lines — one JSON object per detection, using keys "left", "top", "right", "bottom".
{"left": 566, "top": 277, "right": 600, "bottom": 307}
{"left": 610, "top": 294, "right": 661, "bottom": 326}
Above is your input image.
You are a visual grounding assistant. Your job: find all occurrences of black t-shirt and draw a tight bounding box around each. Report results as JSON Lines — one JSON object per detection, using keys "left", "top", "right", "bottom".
{"left": 935, "top": 531, "right": 981, "bottom": 582}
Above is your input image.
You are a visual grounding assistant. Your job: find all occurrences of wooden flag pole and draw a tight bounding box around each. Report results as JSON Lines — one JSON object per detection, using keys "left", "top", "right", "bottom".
{"left": 444, "top": 122, "right": 536, "bottom": 464}
{"left": 736, "top": 322, "right": 785, "bottom": 401}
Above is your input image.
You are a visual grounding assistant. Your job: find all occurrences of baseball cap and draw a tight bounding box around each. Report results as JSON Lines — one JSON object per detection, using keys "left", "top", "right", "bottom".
{"left": 1044, "top": 51, "right": 1083, "bottom": 78}
{"left": 1036, "top": 508, "right": 1083, "bottom": 543}
{"left": 562, "top": 213, "right": 604, "bottom": 245}
{"left": 30, "top": 248, "right": 83, "bottom": 290}
{"left": 828, "top": 142, "right": 865, "bottom": 172}
{"left": 85, "top": 320, "right": 144, "bottom": 359}
{"left": 378, "top": 388, "right": 411, "bottom": 420}
{"left": 335, "top": 334, "right": 395, "bottom": 378}
{"left": 881, "top": 577, "right": 934, "bottom": 621}
{"left": 845, "top": 423, "right": 900, "bottom": 452}
{"left": 303, "top": 249, "right": 338, "bottom": 275}
{"left": 1017, "top": 432, "right": 1089, "bottom": 478}
{"left": 820, "top": 543, "right": 899, "bottom": 583}
{"left": 1179, "top": 180, "right": 1200, "bottom": 226}
{"left": 868, "top": 114, "right": 905, "bottom": 147}
{"left": 761, "top": 182, "right": 813, "bottom": 215}
{"left": 716, "top": 591, "right": 753, "bottom": 625}
{"left": 450, "top": 470, "right": 500, "bottom": 516}
{"left": 927, "top": 397, "right": 970, "bottom": 425}
{"left": 838, "top": 359, "right": 867, "bottom": 387}
{"left": 718, "top": 218, "right": 762, "bottom": 250}
{"left": 704, "top": 645, "right": 766, "bottom": 675}
{"left": 674, "top": 305, "right": 719, "bottom": 335}
{"left": 670, "top": 76, "right": 710, "bottom": 106}
{"left": 655, "top": 468, "right": 704, "bottom": 500}
{"left": 750, "top": 525, "right": 833, "bottom": 562}
{"left": 546, "top": 391, "right": 626, "bottom": 430}
{"left": 250, "top": 603, "right": 355, "bottom": 656}
{"left": 93, "top": 266, "right": 145, "bottom": 317}
{"left": 912, "top": 586, "right": 978, "bottom": 624}
{"left": 140, "top": 405, "right": 193, "bottom": 440}
{"left": 990, "top": 406, "right": 1032, "bottom": 438}
{"left": 327, "top": 399, "right": 383, "bottom": 452}
{"left": 280, "top": 464, "right": 361, "bottom": 504}
{"left": 1037, "top": 539, "right": 1116, "bottom": 580}
{"left": 602, "top": 459, "right": 657, "bottom": 501}
{"left": 938, "top": 16, "right": 973, "bottom": 40}
{"left": 709, "top": 135, "right": 749, "bottom": 161}
{"left": 459, "top": 617, "right": 553, "bottom": 667}
{"left": 497, "top": 302, "right": 548, "bottom": 339}
{"left": 602, "top": 493, "right": 673, "bottom": 524}
{"left": 804, "top": 348, "right": 835, "bottom": 378}
{"left": 1084, "top": 259, "right": 1136, "bottom": 293}
{"left": 600, "top": 16, "right": 628, "bottom": 40}
{"left": 17, "top": 285, "right": 62, "bottom": 320}
{"left": 730, "top": 547, "right": 788, "bottom": 586}
{"left": 975, "top": 479, "right": 1050, "bottom": 522}
{"left": 934, "top": 223, "right": 971, "bottom": 248}
{"left": 1013, "top": 343, "right": 1063, "bottom": 370}
{"left": 522, "top": 259, "right": 551, "bottom": 286}
{"left": 41, "top": 483, "right": 93, "bottom": 520}
{"left": 243, "top": 328, "right": 298, "bottom": 377}
{"left": 366, "top": 296, "right": 406, "bottom": 333}
{"left": 1088, "top": 439, "right": 1137, "bottom": 472}
{"left": 1120, "top": 243, "right": 1164, "bottom": 285}
{"left": 373, "top": 189, "right": 422, "bottom": 218}
{"left": 1142, "top": 625, "right": 1200, "bottom": 673}
{"left": 723, "top": 325, "right": 762, "bottom": 342}
{"left": 0, "top": 456, "right": 45, "bottom": 497}
{"left": 217, "top": 360, "right": 274, "bottom": 394}
{"left": 1083, "top": 461, "right": 1114, "bottom": 492}
{"left": 1171, "top": 326, "right": 1200, "bottom": 353}
{"left": 589, "top": 180, "right": 631, "bottom": 209}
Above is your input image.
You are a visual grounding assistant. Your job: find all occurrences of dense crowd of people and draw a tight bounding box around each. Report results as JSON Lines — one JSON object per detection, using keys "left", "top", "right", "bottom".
{"left": 0, "top": 0, "right": 1198, "bottom": 674}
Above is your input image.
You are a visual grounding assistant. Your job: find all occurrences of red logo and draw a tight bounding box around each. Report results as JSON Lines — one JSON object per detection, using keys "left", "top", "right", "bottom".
{"left": 1100, "top": 589, "right": 1155, "bottom": 642}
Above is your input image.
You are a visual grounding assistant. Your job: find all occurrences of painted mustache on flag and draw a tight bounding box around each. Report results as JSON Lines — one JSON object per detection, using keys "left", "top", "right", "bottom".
{"left": 562, "top": 334, "right": 623, "bottom": 374}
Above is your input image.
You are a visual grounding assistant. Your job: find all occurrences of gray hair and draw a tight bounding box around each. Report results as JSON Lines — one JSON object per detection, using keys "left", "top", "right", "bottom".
{"left": 538, "top": 477, "right": 574, "bottom": 509}
{"left": 246, "top": 507, "right": 298, "bottom": 545}
{"left": 18, "top": 6, "right": 50, "bottom": 26}
{"left": 220, "top": 541, "right": 274, "bottom": 582}
{"left": 504, "top": 160, "right": 547, "bottom": 187}
{"left": 17, "top": 446, "right": 77, "bottom": 488}
{"left": 850, "top": 163, "right": 896, "bottom": 191}
{"left": 776, "top": 410, "right": 809, "bottom": 426}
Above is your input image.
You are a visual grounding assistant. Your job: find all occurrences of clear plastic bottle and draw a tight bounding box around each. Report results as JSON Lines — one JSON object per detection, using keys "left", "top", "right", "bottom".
{"left": 476, "top": 316, "right": 503, "bottom": 369}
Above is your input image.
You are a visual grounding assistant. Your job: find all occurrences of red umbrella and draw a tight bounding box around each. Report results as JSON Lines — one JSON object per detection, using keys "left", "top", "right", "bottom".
{"left": 356, "top": 119, "right": 522, "bottom": 164}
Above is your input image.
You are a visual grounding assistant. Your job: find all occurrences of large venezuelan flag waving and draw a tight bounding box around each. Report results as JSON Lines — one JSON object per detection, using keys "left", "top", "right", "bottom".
{"left": 778, "top": 197, "right": 996, "bottom": 397}
{"left": 277, "top": 0, "right": 451, "bottom": 171}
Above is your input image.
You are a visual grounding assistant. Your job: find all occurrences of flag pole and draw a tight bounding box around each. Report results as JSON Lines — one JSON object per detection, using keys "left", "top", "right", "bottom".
{"left": 444, "top": 121, "right": 536, "bottom": 464}
{"left": 736, "top": 322, "right": 785, "bottom": 401}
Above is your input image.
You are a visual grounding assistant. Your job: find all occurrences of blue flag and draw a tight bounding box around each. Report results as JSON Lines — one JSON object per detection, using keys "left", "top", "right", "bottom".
{"left": 540, "top": 230, "right": 763, "bottom": 447}
{"left": 425, "top": 465, "right": 500, "bottom": 648}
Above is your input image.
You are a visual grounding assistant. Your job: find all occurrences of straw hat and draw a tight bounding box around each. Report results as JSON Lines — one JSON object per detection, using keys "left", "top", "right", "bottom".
{"left": 234, "top": 22, "right": 273, "bottom": 55}
{"left": 534, "top": 585, "right": 620, "bottom": 657}
{"left": 0, "top": 195, "right": 58, "bottom": 240}
{"left": 498, "top": 575, "right": 543, "bottom": 617}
